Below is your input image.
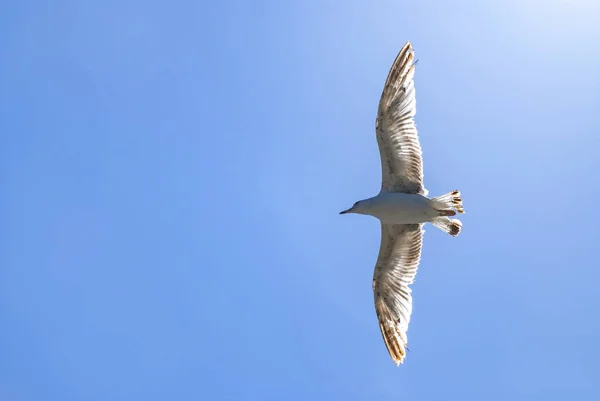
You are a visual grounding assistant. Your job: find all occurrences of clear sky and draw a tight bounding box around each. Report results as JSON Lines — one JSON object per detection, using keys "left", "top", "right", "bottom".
{"left": 2, "top": 1, "right": 600, "bottom": 400}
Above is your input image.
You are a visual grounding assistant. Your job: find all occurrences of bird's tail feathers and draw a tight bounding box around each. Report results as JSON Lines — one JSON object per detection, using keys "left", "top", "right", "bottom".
{"left": 430, "top": 189, "right": 465, "bottom": 214}
{"left": 432, "top": 217, "right": 462, "bottom": 237}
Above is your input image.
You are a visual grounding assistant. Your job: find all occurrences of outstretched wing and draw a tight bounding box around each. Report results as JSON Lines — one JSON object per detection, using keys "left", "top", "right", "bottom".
{"left": 376, "top": 41, "right": 426, "bottom": 195}
{"left": 373, "top": 223, "right": 424, "bottom": 365}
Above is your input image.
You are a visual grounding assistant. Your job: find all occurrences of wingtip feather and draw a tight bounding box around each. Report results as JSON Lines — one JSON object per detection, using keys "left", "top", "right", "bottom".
{"left": 380, "top": 41, "right": 417, "bottom": 110}
{"left": 377, "top": 302, "right": 409, "bottom": 365}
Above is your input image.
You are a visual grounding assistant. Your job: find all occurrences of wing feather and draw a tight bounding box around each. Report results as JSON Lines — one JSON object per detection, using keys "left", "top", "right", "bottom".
{"left": 373, "top": 223, "right": 424, "bottom": 365}
{"left": 376, "top": 41, "right": 426, "bottom": 195}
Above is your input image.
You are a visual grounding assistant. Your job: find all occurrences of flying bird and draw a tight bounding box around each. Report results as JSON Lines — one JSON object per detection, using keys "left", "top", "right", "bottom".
{"left": 340, "top": 41, "right": 465, "bottom": 365}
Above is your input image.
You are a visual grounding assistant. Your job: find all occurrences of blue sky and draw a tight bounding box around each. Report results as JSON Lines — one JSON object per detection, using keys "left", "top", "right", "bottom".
{"left": 2, "top": 0, "right": 600, "bottom": 400}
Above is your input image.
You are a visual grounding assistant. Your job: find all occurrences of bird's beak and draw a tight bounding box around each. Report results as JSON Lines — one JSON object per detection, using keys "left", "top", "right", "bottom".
{"left": 339, "top": 208, "right": 351, "bottom": 215}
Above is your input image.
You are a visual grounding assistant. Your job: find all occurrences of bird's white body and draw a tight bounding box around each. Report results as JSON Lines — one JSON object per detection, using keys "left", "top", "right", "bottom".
{"left": 357, "top": 193, "right": 439, "bottom": 225}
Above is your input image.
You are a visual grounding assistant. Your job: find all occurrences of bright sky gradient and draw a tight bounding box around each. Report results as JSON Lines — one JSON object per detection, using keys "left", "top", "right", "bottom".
{"left": 2, "top": 1, "right": 600, "bottom": 400}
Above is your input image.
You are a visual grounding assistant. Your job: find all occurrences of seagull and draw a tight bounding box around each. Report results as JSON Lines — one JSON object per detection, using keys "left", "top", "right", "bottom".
{"left": 340, "top": 41, "right": 465, "bottom": 366}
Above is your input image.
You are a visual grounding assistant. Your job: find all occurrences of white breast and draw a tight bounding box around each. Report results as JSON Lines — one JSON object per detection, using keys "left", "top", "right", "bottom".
{"left": 369, "top": 193, "right": 437, "bottom": 224}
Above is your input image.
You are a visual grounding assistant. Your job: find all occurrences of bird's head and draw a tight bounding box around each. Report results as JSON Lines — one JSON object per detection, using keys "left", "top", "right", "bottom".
{"left": 339, "top": 199, "right": 369, "bottom": 215}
